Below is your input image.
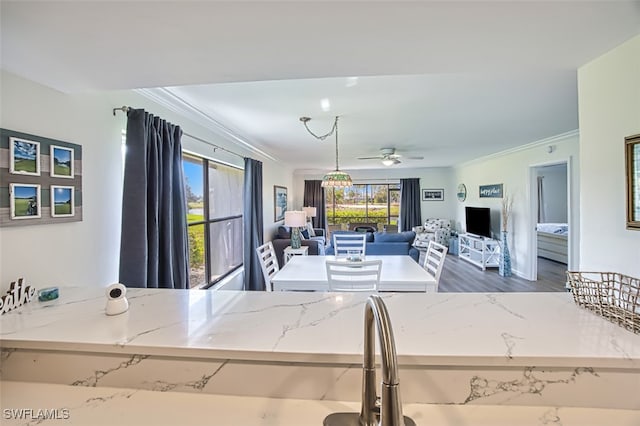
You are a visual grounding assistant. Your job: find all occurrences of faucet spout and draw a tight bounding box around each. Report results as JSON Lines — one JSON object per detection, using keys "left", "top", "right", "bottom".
{"left": 324, "top": 295, "right": 415, "bottom": 426}
{"left": 360, "top": 294, "right": 403, "bottom": 426}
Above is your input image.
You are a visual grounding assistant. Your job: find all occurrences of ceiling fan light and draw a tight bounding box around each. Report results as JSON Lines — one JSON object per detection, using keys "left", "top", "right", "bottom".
{"left": 381, "top": 159, "right": 395, "bottom": 166}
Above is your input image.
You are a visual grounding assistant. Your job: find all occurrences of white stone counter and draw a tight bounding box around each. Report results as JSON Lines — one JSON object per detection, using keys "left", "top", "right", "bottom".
{"left": 1, "top": 288, "right": 639, "bottom": 367}
{"left": 2, "top": 288, "right": 640, "bottom": 410}
{"left": 3, "top": 381, "right": 640, "bottom": 426}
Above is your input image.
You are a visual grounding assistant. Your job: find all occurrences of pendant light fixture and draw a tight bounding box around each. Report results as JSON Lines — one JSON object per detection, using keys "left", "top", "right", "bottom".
{"left": 300, "top": 116, "right": 353, "bottom": 188}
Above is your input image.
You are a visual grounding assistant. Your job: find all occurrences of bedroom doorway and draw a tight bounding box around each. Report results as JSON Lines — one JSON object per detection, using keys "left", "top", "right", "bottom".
{"left": 529, "top": 160, "right": 571, "bottom": 283}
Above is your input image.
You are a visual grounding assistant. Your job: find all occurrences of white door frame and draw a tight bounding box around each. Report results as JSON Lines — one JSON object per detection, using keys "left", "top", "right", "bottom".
{"left": 527, "top": 157, "right": 573, "bottom": 281}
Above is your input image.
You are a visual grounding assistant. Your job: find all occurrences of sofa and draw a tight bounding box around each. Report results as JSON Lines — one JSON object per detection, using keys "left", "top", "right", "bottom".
{"left": 412, "top": 218, "right": 452, "bottom": 249}
{"left": 325, "top": 230, "right": 419, "bottom": 263}
{"left": 272, "top": 225, "right": 327, "bottom": 267}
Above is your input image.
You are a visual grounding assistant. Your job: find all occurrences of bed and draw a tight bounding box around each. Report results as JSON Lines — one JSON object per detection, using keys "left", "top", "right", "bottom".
{"left": 536, "top": 223, "right": 568, "bottom": 264}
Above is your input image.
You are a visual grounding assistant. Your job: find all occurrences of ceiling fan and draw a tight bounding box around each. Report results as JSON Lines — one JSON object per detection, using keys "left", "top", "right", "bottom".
{"left": 357, "top": 148, "right": 424, "bottom": 166}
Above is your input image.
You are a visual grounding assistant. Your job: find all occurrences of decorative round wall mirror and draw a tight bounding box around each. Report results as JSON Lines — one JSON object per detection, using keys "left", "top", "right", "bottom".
{"left": 457, "top": 184, "right": 467, "bottom": 202}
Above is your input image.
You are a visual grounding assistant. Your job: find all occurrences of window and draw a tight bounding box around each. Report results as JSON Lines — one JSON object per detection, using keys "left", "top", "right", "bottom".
{"left": 325, "top": 183, "right": 400, "bottom": 229}
{"left": 183, "top": 153, "right": 243, "bottom": 288}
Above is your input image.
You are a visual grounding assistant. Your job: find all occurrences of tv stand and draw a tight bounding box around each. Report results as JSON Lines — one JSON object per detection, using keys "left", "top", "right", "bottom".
{"left": 458, "top": 233, "right": 500, "bottom": 270}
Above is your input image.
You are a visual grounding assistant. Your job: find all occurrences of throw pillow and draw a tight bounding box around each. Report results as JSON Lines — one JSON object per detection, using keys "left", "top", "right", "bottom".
{"left": 306, "top": 221, "right": 316, "bottom": 237}
{"left": 277, "top": 226, "right": 291, "bottom": 239}
{"left": 301, "top": 229, "right": 309, "bottom": 239}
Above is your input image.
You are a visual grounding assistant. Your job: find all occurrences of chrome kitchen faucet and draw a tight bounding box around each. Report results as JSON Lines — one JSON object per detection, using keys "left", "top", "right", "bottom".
{"left": 324, "top": 295, "right": 416, "bottom": 426}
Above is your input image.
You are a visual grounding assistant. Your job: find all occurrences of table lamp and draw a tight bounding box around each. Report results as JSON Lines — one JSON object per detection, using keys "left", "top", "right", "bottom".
{"left": 284, "top": 210, "right": 306, "bottom": 249}
{"left": 302, "top": 206, "right": 317, "bottom": 224}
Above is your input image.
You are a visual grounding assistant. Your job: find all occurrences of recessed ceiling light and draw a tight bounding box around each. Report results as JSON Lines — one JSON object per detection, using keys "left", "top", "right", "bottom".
{"left": 346, "top": 77, "right": 359, "bottom": 87}
{"left": 320, "top": 98, "right": 331, "bottom": 112}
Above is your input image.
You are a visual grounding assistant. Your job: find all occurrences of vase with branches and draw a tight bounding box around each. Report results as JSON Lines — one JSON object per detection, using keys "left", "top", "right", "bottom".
{"left": 499, "top": 194, "right": 513, "bottom": 277}
{"left": 501, "top": 194, "right": 514, "bottom": 232}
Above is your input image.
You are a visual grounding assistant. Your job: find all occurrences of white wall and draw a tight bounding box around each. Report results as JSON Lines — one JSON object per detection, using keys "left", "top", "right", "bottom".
{"left": 0, "top": 71, "right": 123, "bottom": 290}
{"left": 293, "top": 167, "right": 456, "bottom": 230}
{"left": 453, "top": 133, "right": 579, "bottom": 279}
{"left": 0, "top": 71, "right": 293, "bottom": 291}
{"left": 578, "top": 34, "right": 640, "bottom": 277}
{"left": 537, "top": 164, "right": 568, "bottom": 223}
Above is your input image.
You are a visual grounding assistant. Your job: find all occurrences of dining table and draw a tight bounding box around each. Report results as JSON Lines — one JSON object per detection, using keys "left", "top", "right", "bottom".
{"left": 270, "top": 255, "right": 436, "bottom": 292}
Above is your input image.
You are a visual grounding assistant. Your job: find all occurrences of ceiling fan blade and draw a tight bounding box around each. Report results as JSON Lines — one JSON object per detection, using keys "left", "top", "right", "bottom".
{"left": 357, "top": 156, "right": 382, "bottom": 160}
{"left": 407, "top": 156, "right": 424, "bottom": 160}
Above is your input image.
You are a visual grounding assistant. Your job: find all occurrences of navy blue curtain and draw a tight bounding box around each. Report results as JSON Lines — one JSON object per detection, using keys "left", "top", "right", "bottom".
{"left": 243, "top": 158, "right": 264, "bottom": 291}
{"left": 303, "top": 180, "right": 326, "bottom": 231}
{"left": 119, "top": 109, "right": 189, "bottom": 289}
{"left": 400, "top": 178, "right": 422, "bottom": 232}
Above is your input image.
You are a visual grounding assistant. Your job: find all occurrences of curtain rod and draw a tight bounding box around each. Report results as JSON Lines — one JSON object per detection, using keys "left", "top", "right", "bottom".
{"left": 112, "top": 106, "right": 246, "bottom": 160}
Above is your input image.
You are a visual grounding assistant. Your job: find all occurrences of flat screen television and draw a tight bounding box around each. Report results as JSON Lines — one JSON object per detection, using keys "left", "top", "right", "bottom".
{"left": 465, "top": 207, "right": 491, "bottom": 238}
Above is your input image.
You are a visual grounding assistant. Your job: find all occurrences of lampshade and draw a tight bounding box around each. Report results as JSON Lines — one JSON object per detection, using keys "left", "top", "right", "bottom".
{"left": 321, "top": 170, "right": 353, "bottom": 187}
{"left": 302, "top": 206, "right": 317, "bottom": 218}
{"left": 284, "top": 210, "right": 306, "bottom": 227}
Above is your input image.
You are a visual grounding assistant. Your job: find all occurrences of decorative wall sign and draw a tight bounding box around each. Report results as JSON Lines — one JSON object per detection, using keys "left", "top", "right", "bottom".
{"left": 457, "top": 184, "right": 467, "bottom": 202}
{"left": 274, "top": 185, "right": 287, "bottom": 222}
{"left": 0, "top": 278, "right": 36, "bottom": 315}
{"left": 422, "top": 188, "right": 444, "bottom": 201}
{"left": 479, "top": 183, "right": 503, "bottom": 198}
{"left": 1, "top": 128, "right": 83, "bottom": 227}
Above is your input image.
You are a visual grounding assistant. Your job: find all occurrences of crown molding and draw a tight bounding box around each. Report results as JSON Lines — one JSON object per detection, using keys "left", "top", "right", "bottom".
{"left": 135, "top": 87, "right": 277, "bottom": 162}
{"left": 456, "top": 129, "right": 579, "bottom": 168}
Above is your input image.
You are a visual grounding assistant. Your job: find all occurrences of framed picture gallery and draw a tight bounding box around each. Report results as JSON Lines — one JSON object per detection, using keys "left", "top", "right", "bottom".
{"left": 1, "top": 128, "right": 83, "bottom": 227}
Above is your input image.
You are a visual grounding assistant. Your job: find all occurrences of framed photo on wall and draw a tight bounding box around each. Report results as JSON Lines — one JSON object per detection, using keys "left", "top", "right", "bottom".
{"left": 9, "top": 137, "right": 41, "bottom": 176}
{"left": 626, "top": 134, "right": 640, "bottom": 230}
{"left": 10, "top": 183, "right": 42, "bottom": 219}
{"left": 422, "top": 188, "right": 444, "bottom": 201}
{"left": 51, "top": 185, "right": 75, "bottom": 217}
{"left": 50, "top": 145, "right": 75, "bottom": 178}
{"left": 274, "top": 185, "right": 287, "bottom": 222}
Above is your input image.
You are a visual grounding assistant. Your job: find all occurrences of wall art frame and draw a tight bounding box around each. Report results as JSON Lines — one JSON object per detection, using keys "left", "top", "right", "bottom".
{"left": 274, "top": 185, "right": 288, "bottom": 222}
{"left": 626, "top": 133, "right": 640, "bottom": 230}
{"left": 422, "top": 188, "right": 444, "bottom": 201}
{"left": 9, "top": 137, "right": 40, "bottom": 176}
{"left": 10, "top": 183, "right": 41, "bottom": 219}
{"left": 51, "top": 185, "right": 75, "bottom": 218}
{"left": 50, "top": 145, "right": 75, "bottom": 179}
{"left": 479, "top": 183, "right": 503, "bottom": 198}
{"left": 1, "top": 128, "right": 83, "bottom": 227}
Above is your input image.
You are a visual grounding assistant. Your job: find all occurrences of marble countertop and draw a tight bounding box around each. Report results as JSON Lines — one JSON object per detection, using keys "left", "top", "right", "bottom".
{"left": 3, "top": 381, "right": 640, "bottom": 426}
{"left": 1, "top": 288, "right": 640, "bottom": 368}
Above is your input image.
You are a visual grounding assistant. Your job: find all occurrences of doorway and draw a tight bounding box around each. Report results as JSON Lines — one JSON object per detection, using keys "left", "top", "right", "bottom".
{"left": 529, "top": 160, "right": 571, "bottom": 283}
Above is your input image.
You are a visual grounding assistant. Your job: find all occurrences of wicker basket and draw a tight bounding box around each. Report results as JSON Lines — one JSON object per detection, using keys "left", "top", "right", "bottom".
{"left": 566, "top": 271, "right": 640, "bottom": 334}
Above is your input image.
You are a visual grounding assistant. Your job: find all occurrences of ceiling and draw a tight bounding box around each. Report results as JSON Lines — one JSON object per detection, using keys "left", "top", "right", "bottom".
{"left": 2, "top": 1, "right": 640, "bottom": 171}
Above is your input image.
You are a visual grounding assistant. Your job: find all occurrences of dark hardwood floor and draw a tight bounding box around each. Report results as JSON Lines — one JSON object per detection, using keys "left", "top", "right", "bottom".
{"left": 438, "top": 255, "right": 568, "bottom": 292}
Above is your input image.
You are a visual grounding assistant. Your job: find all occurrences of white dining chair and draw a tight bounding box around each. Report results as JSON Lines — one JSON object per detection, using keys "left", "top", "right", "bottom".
{"left": 423, "top": 240, "right": 448, "bottom": 291}
{"left": 256, "top": 242, "right": 279, "bottom": 292}
{"left": 333, "top": 233, "right": 367, "bottom": 258}
{"left": 325, "top": 259, "right": 382, "bottom": 292}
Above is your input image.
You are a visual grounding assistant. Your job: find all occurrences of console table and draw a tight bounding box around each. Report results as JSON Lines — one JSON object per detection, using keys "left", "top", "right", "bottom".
{"left": 458, "top": 233, "right": 499, "bottom": 270}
